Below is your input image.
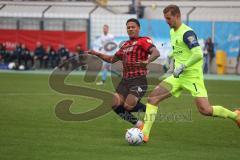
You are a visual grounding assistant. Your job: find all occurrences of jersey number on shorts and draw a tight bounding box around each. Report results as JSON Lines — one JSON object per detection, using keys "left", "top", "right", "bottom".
{"left": 193, "top": 83, "right": 198, "bottom": 92}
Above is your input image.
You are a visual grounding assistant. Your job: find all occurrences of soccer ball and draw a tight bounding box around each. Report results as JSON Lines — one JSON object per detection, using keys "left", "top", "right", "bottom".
{"left": 19, "top": 65, "right": 25, "bottom": 70}
{"left": 125, "top": 128, "right": 144, "bottom": 145}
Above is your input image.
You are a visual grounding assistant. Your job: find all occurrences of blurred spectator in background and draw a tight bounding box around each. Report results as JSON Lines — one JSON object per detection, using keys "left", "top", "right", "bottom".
{"left": 236, "top": 43, "right": 240, "bottom": 75}
{"left": 76, "top": 44, "right": 84, "bottom": 55}
{"left": 0, "top": 43, "right": 7, "bottom": 64}
{"left": 68, "top": 44, "right": 83, "bottom": 71}
{"left": 21, "top": 44, "right": 33, "bottom": 70}
{"left": 127, "top": 0, "right": 145, "bottom": 18}
{"left": 34, "top": 42, "right": 45, "bottom": 69}
{"left": 203, "top": 41, "right": 208, "bottom": 73}
{"left": 203, "top": 37, "right": 215, "bottom": 73}
{"left": 48, "top": 45, "right": 59, "bottom": 69}
{"left": 136, "top": 0, "right": 145, "bottom": 18}
{"left": 95, "top": 24, "right": 115, "bottom": 85}
{"left": 1, "top": 43, "right": 10, "bottom": 64}
{"left": 42, "top": 45, "right": 51, "bottom": 69}
{"left": 75, "top": 44, "right": 86, "bottom": 70}
{"left": 128, "top": 4, "right": 136, "bottom": 14}
{"left": 58, "top": 44, "right": 69, "bottom": 70}
{"left": 12, "top": 43, "right": 22, "bottom": 66}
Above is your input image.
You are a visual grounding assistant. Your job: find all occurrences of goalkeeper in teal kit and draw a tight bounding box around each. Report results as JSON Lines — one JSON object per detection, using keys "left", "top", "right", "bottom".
{"left": 142, "top": 4, "right": 240, "bottom": 142}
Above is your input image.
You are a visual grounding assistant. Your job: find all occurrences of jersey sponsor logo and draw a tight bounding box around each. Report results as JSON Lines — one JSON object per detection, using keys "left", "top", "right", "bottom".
{"left": 146, "top": 39, "right": 153, "bottom": 44}
{"left": 173, "top": 50, "right": 183, "bottom": 54}
{"left": 123, "top": 46, "right": 134, "bottom": 53}
{"left": 173, "top": 45, "right": 183, "bottom": 54}
{"left": 132, "top": 41, "right": 137, "bottom": 45}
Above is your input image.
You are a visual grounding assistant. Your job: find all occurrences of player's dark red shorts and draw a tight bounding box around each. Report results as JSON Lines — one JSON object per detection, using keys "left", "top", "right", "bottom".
{"left": 116, "top": 75, "right": 148, "bottom": 99}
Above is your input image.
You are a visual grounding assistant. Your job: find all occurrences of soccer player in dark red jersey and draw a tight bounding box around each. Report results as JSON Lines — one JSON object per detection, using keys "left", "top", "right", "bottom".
{"left": 85, "top": 18, "right": 160, "bottom": 129}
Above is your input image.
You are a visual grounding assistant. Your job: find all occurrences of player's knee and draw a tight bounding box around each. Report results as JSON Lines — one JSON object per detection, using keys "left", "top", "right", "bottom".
{"left": 147, "top": 96, "right": 157, "bottom": 105}
{"left": 123, "top": 104, "right": 134, "bottom": 111}
{"left": 195, "top": 98, "right": 212, "bottom": 116}
{"left": 147, "top": 93, "right": 161, "bottom": 105}
{"left": 112, "top": 94, "right": 122, "bottom": 106}
{"left": 112, "top": 98, "right": 119, "bottom": 107}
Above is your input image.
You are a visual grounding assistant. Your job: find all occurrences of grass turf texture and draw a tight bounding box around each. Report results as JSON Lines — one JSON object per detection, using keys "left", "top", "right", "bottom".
{"left": 0, "top": 72, "right": 239, "bottom": 160}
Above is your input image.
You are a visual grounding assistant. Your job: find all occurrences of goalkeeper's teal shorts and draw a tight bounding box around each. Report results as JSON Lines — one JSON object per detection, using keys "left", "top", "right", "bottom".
{"left": 161, "top": 75, "right": 208, "bottom": 97}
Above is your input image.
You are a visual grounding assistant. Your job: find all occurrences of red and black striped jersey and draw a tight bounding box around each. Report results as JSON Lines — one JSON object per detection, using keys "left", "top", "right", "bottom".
{"left": 115, "top": 37, "right": 155, "bottom": 78}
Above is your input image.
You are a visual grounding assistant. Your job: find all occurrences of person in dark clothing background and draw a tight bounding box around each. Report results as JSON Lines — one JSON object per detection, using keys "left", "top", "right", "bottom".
{"left": 34, "top": 42, "right": 45, "bottom": 69}
{"left": 47, "top": 45, "right": 59, "bottom": 69}
{"left": 236, "top": 42, "right": 240, "bottom": 75}
{"left": 57, "top": 44, "right": 69, "bottom": 70}
{"left": 203, "top": 37, "right": 215, "bottom": 73}
{"left": 21, "top": 44, "right": 33, "bottom": 70}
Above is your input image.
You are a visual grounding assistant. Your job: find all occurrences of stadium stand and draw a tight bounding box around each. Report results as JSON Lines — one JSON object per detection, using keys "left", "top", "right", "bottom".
{"left": 0, "top": 0, "right": 239, "bottom": 21}
{"left": 45, "top": 6, "right": 95, "bottom": 19}
{"left": 0, "top": 0, "right": 239, "bottom": 73}
{"left": 0, "top": 4, "right": 46, "bottom": 18}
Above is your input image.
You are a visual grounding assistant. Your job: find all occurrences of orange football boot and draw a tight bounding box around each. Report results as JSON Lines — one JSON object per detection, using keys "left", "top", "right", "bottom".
{"left": 234, "top": 109, "right": 240, "bottom": 128}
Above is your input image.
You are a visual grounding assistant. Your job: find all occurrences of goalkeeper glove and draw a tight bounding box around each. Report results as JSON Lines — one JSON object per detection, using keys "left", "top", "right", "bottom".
{"left": 173, "top": 64, "right": 185, "bottom": 78}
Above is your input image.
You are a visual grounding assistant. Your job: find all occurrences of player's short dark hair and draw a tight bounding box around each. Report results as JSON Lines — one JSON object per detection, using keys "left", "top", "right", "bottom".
{"left": 103, "top": 24, "right": 109, "bottom": 28}
{"left": 126, "top": 18, "right": 140, "bottom": 27}
{"left": 163, "top": 4, "right": 181, "bottom": 16}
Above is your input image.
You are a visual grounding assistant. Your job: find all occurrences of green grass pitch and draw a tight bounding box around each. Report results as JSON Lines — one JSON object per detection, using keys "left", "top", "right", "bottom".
{"left": 0, "top": 72, "right": 239, "bottom": 160}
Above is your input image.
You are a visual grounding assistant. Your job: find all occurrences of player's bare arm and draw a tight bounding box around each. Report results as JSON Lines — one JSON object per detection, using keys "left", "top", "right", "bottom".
{"left": 148, "top": 47, "right": 160, "bottom": 63}
{"left": 85, "top": 50, "right": 119, "bottom": 63}
{"left": 138, "top": 47, "right": 160, "bottom": 67}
